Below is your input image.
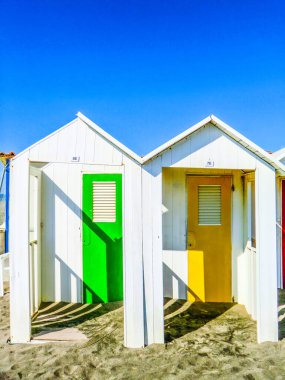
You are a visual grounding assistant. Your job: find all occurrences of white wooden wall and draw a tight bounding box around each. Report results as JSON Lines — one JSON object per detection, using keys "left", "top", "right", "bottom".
{"left": 123, "top": 157, "right": 144, "bottom": 348}
{"left": 10, "top": 153, "right": 31, "bottom": 343}
{"left": 161, "top": 123, "right": 257, "bottom": 170}
{"left": 255, "top": 164, "right": 278, "bottom": 342}
{"left": 142, "top": 161, "right": 164, "bottom": 345}
{"left": 26, "top": 118, "right": 124, "bottom": 165}
{"left": 236, "top": 167, "right": 278, "bottom": 342}
{"left": 162, "top": 168, "right": 187, "bottom": 300}
{"left": 41, "top": 163, "right": 123, "bottom": 304}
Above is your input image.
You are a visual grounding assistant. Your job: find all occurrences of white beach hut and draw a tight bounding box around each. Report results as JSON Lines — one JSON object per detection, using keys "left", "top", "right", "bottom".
{"left": 9, "top": 113, "right": 285, "bottom": 347}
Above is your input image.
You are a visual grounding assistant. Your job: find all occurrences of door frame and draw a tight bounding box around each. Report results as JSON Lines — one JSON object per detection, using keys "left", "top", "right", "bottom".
{"left": 29, "top": 165, "right": 42, "bottom": 316}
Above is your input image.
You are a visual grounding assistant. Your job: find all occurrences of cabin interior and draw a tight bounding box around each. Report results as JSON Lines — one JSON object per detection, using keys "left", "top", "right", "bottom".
{"left": 162, "top": 167, "right": 259, "bottom": 321}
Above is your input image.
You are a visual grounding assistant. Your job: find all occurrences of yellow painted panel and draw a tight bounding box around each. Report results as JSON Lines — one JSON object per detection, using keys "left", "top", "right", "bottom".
{"left": 187, "top": 250, "right": 205, "bottom": 302}
{"left": 187, "top": 176, "right": 232, "bottom": 302}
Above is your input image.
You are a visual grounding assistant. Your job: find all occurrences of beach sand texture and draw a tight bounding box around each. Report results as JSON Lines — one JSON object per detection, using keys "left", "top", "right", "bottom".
{"left": 1, "top": 284, "right": 285, "bottom": 380}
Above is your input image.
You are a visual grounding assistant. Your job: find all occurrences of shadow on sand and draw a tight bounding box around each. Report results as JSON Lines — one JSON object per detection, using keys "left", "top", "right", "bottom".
{"left": 164, "top": 298, "right": 234, "bottom": 343}
{"left": 31, "top": 290, "right": 285, "bottom": 342}
{"left": 31, "top": 301, "right": 123, "bottom": 336}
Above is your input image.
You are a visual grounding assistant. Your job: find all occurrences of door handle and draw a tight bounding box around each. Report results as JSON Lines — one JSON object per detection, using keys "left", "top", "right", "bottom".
{"left": 83, "top": 229, "right": 91, "bottom": 246}
{"left": 187, "top": 232, "right": 196, "bottom": 249}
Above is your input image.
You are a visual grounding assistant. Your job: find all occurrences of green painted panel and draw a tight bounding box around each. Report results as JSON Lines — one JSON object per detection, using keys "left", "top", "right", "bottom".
{"left": 82, "top": 173, "right": 123, "bottom": 303}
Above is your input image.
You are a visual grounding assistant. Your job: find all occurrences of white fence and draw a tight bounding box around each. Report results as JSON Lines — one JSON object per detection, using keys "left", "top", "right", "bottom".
{"left": 244, "top": 244, "right": 257, "bottom": 320}
{"left": 29, "top": 239, "right": 41, "bottom": 316}
{"left": 0, "top": 252, "right": 10, "bottom": 297}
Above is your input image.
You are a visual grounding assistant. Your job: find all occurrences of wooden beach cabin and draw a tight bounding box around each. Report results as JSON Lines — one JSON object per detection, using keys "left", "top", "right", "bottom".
{"left": 9, "top": 113, "right": 285, "bottom": 347}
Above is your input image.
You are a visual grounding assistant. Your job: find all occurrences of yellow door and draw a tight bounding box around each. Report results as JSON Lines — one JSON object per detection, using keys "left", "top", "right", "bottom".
{"left": 187, "top": 176, "right": 232, "bottom": 303}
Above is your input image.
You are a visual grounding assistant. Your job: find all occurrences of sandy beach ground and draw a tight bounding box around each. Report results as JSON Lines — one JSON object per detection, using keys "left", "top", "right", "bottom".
{"left": 1, "top": 284, "right": 285, "bottom": 380}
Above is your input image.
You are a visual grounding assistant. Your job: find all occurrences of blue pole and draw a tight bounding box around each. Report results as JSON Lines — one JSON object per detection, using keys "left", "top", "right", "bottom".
{"left": 5, "top": 159, "right": 10, "bottom": 253}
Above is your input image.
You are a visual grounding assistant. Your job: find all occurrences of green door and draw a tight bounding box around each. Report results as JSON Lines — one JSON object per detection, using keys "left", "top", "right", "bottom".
{"left": 82, "top": 173, "right": 123, "bottom": 303}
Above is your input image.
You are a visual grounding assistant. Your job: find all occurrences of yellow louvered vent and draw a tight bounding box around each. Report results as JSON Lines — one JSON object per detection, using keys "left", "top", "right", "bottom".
{"left": 198, "top": 185, "right": 221, "bottom": 225}
{"left": 92, "top": 182, "right": 116, "bottom": 222}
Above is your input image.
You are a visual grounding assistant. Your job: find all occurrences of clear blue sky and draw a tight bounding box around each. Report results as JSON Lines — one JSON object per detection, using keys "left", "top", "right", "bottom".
{"left": 1, "top": 0, "right": 284, "bottom": 156}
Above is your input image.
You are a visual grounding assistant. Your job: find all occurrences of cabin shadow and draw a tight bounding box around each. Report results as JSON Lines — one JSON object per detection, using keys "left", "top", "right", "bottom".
{"left": 32, "top": 254, "right": 122, "bottom": 336}
{"left": 164, "top": 299, "right": 234, "bottom": 343}
{"left": 32, "top": 299, "right": 123, "bottom": 336}
{"left": 163, "top": 264, "right": 234, "bottom": 343}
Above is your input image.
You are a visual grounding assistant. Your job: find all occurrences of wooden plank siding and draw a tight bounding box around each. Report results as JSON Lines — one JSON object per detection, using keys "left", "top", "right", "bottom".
{"left": 122, "top": 156, "right": 144, "bottom": 348}
{"left": 255, "top": 164, "right": 278, "bottom": 342}
{"left": 142, "top": 160, "right": 164, "bottom": 345}
{"left": 9, "top": 152, "right": 31, "bottom": 342}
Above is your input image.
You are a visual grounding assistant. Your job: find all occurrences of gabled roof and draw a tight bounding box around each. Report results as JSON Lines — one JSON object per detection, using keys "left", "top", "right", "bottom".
{"left": 141, "top": 114, "right": 285, "bottom": 172}
{"left": 12, "top": 112, "right": 285, "bottom": 173}
{"left": 13, "top": 113, "right": 142, "bottom": 163}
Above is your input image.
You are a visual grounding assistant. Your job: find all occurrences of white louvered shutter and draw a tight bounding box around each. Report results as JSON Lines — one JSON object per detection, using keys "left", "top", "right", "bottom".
{"left": 92, "top": 182, "right": 116, "bottom": 222}
{"left": 198, "top": 185, "right": 221, "bottom": 225}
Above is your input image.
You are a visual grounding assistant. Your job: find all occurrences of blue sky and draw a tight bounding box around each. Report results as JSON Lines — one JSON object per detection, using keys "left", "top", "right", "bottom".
{"left": 0, "top": 0, "right": 284, "bottom": 156}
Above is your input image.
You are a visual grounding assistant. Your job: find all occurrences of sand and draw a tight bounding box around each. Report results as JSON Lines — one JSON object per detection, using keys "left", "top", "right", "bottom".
{"left": 1, "top": 285, "right": 285, "bottom": 380}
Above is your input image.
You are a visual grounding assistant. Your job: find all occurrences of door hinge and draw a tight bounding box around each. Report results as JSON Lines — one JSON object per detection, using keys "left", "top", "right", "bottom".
{"left": 231, "top": 184, "right": 235, "bottom": 192}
